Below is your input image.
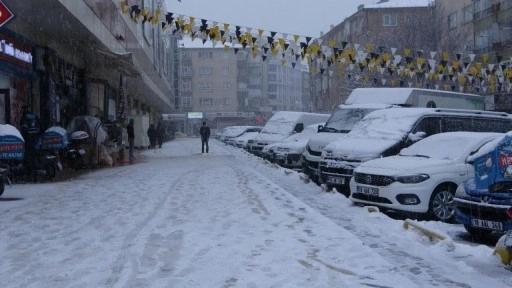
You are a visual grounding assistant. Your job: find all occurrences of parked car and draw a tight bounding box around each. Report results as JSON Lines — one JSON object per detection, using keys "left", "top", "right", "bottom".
{"left": 455, "top": 132, "right": 512, "bottom": 238}
{"left": 247, "top": 111, "right": 330, "bottom": 156}
{"left": 349, "top": 132, "right": 503, "bottom": 222}
{"left": 233, "top": 130, "right": 261, "bottom": 149}
{"left": 319, "top": 108, "right": 512, "bottom": 196}
{"left": 303, "top": 103, "right": 395, "bottom": 184}
{"left": 225, "top": 127, "right": 262, "bottom": 146}
{"left": 272, "top": 123, "right": 322, "bottom": 170}
{"left": 219, "top": 126, "right": 260, "bottom": 143}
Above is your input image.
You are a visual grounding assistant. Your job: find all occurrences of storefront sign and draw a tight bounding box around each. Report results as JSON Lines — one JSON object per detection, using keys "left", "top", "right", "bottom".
{"left": 0, "top": 33, "right": 33, "bottom": 69}
{"left": 0, "top": 0, "right": 14, "bottom": 28}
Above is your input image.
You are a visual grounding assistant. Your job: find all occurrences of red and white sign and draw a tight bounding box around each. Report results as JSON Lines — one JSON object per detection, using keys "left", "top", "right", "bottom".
{"left": 0, "top": 0, "right": 14, "bottom": 28}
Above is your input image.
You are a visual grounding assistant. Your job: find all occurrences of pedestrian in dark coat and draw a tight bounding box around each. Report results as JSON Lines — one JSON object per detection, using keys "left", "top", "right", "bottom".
{"left": 127, "top": 119, "right": 135, "bottom": 160}
{"left": 156, "top": 122, "right": 164, "bottom": 148}
{"left": 147, "top": 124, "right": 157, "bottom": 149}
{"left": 199, "top": 121, "right": 210, "bottom": 153}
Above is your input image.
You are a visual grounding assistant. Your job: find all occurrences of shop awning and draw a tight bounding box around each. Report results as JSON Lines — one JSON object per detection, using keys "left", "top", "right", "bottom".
{"left": 94, "top": 48, "right": 140, "bottom": 77}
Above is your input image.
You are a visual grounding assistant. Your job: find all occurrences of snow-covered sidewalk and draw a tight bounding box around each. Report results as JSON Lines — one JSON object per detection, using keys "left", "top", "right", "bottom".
{"left": 0, "top": 138, "right": 509, "bottom": 287}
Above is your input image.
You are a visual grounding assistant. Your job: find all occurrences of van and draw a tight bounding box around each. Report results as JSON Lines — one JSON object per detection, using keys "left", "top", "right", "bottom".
{"left": 246, "top": 111, "right": 330, "bottom": 156}
{"left": 302, "top": 87, "right": 484, "bottom": 184}
{"left": 345, "top": 88, "right": 484, "bottom": 110}
{"left": 302, "top": 103, "right": 395, "bottom": 184}
{"left": 318, "top": 108, "right": 512, "bottom": 195}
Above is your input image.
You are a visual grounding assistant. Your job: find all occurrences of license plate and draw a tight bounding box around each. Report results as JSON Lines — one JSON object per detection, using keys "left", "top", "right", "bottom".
{"left": 356, "top": 186, "right": 379, "bottom": 196}
{"left": 327, "top": 176, "right": 345, "bottom": 185}
{"left": 471, "top": 218, "right": 503, "bottom": 231}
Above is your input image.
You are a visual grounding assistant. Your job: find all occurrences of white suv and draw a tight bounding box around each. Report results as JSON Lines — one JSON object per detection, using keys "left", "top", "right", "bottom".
{"left": 349, "top": 132, "right": 502, "bottom": 222}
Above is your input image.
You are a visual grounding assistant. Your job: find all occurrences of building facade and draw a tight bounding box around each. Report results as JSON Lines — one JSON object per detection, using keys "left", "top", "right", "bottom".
{"left": 0, "top": 0, "right": 175, "bottom": 138}
{"left": 311, "top": 0, "right": 436, "bottom": 112}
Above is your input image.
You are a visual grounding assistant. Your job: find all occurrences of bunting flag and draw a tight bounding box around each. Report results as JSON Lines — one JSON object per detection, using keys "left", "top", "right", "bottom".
{"left": 117, "top": 2, "right": 512, "bottom": 93}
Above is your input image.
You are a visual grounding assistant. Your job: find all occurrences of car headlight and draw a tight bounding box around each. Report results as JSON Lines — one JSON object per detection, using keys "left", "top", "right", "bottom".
{"left": 394, "top": 174, "right": 430, "bottom": 184}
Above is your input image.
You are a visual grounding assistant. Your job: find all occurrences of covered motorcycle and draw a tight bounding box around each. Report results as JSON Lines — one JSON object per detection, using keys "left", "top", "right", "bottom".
{"left": 0, "top": 124, "right": 24, "bottom": 196}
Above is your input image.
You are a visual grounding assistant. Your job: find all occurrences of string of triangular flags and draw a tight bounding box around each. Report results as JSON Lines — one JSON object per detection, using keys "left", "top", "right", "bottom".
{"left": 119, "top": 1, "right": 512, "bottom": 94}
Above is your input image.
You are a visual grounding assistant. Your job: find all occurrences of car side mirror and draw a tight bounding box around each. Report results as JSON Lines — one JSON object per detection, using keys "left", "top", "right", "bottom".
{"left": 317, "top": 125, "right": 324, "bottom": 133}
{"left": 294, "top": 123, "right": 304, "bottom": 133}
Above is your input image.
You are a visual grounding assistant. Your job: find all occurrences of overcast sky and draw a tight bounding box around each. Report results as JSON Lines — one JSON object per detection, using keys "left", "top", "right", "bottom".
{"left": 165, "top": 0, "right": 378, "bottom": 38}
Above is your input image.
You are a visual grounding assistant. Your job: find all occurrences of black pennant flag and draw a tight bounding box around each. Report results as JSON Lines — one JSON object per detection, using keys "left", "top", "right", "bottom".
{"left": 305, "top": 36, "right": 312, "bottom": 44}
{"left": 341, "top": 41, "right": 348, "bottom": 49}
{"left": 234, "top": 48, "right": 239, "bottom": 54}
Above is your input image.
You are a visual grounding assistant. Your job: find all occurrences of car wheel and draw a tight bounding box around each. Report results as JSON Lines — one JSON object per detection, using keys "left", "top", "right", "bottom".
{"left": 428, "top": 185, "right": 456, "bottom": 222}
{"left": 464, "top": 225, "right": 493, "bottom": 239}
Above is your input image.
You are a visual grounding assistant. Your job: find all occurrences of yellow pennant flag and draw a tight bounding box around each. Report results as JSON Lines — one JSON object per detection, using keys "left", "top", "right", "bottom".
{"left": 224, "top": 23, "right": 230, "bottom": 31}
{"left": 442, "top": 51, "right": 449, "bottom": 61}
{"left": 329, "top": 39, "right": 336, "bottom": 48}
{"left": 279, "top": 38, "right": 286, "bottom": 50}
{"left": 404, "top": 48, "right": 411, "bottom": 57}
{"left": 120, "top": 1, "right": 128, "bottom": 14}
{"left": 151, "top": 9, "right": 160, "bottom": 25}
{"left": 482, "top": 54, "right": 489, "bottom": 63}
{"left": 382, "top": 53, "right": 391, "bottom": 62}
{"left": 224, "top": 45, "right": 230, "bottom": 51}
{"left": 366, "top": 44, "right": 373, "bottom": 52}
{"left": 281, "top": 59, "right": 286, "bottom": 66}
{"left": 258, "top": 29, "right": 264, "bottom": 38}
{"left": 475, "top": 62, "right": 482, "bottom": 70}
{"left": 293, "top": 35, "right": 300, "bottom": 43}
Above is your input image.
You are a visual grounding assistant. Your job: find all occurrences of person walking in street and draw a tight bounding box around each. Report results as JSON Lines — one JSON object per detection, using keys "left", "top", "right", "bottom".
{"left": 127, "top": 118, "right": 135, "bottom": 161}
{"left": 199, "top": 121, "right": 210, "bottom": 154}
{"left": 147, "top": 123, "right": 157, "bottom": 149}
{"left": 156, "top": 121, "right": 164, "bottom": 148}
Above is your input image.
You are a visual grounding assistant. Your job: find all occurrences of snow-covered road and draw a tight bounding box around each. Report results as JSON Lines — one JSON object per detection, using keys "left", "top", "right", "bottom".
{"left": 0, "top": 138, "right": 510, "bottom": 287}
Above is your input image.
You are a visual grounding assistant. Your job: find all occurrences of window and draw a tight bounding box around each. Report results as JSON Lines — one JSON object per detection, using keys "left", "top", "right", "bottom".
{"left": 383, "top": 14, "right": 397, "bottom": 26}
{"left": 199, "top": 81, "right": 213, "bottom": 91}
{"left": 200, "top": 98, "right": 213, "bottom": 106}
{"left": 182, "top": 66, "right": 191, "bottom": 76}
{"left": 181, "top": 97, "right": 191, "bottom": 108}
{"left": 198, "top": 51, "right": 213, "bottom": 60}
{"left": 463, "top": 5, "right": 473, "bottom": 23}
{"left": 222, "top": 82, "right": 231, "bottom": 89}
{"left": 223, "top": 66, "right": 230, "bottom": 74}
{"left": 182, "top": 81, "right": 191, "bottom": 92}
{"left": 199, "top": 67, "right": 213, "bottom": 75}
{"left": 214, "top": 98, "right": 227, "bottom": 105}
{"left": 448, "top": 12, "right": 457, "bottom": 29}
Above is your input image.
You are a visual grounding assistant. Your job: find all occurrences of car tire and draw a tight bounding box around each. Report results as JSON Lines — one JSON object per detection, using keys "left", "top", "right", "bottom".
{"left": 428, "top": 185, "right": 456, "bottom": 222}
{"left": 464, "top": 225, "right": 493, "bottom": 239}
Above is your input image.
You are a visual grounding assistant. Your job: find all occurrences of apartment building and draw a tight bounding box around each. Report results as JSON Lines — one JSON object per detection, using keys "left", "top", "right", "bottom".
{"left": 312, "top": 0, "right": 435, "bottom": 112}
{"left": 178, "top": 39, "right": 307, "bottom": 131}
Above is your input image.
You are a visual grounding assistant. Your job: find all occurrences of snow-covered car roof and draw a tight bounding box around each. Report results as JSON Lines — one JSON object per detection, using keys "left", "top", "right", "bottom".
{"left": 400, "top": 132, "right": 503, "bottom": 162}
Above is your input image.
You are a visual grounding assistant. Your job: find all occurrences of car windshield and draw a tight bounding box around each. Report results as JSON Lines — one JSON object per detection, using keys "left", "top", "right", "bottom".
{"left": 260, "top": 121, "right": 296, "bottom": 136}
{"left": 324, "top": 108, "right": 379, "bottom": 133}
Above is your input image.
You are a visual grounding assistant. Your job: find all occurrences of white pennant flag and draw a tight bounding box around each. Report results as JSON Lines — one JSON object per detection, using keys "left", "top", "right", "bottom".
{"left": 469, "top": 54, "right": 476, "bottom": 62}
{"left": 382, "top": 79, "right": 387, "bottom": 85}
{"left": 435, "top": 84, "right": 440, "bottom": 90}
{"left": 459, "top": 86, "right": 464, "bottom": 92}
{"left": 408, "top": 82, "right": 413, "bottom": 87}
{"left": 391, "top": 47, "right": 397, "bottom": 55}
{"left": 354, "top": 43, "right": 360, "bottom": 50}
{"left": 430, "top": 51, "right": 437, "bottom": 59}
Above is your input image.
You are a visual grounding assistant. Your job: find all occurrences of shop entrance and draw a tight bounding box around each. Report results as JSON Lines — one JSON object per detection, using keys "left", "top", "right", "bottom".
{"left": 0, "top": 89, "right": 11, "bottom": 124}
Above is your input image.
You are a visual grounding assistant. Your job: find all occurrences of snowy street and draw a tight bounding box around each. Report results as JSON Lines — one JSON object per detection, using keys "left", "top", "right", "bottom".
{"left": 0, "top": 138, "right": 510, "bottom": 288}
